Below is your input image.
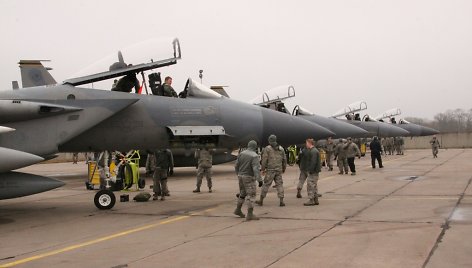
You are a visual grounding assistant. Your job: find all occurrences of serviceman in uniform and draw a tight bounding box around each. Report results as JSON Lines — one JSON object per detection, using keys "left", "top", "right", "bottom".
{"left": 304, "top": 138, "right": 321, "bottom": 206}
{"left": 430, "top": 135, "right": 441, "bottom": 158}
{"left": 345, "top": 137, "right": 361, "bottom": 175}
{"left": 234, "top": 140, "right": 263, "bottom": 221}
{"left": 152, "top": 149, "right": 172, "bottom": 201}
{"left": 256, "top": 134, "right": 287, "bottom": 207}
{"left": 163, "top": 76, "right": 178, "bottom": 97}
{"left": 398, "top": 136, "right": 405, "bottom": 155}
{"left": 296, "top": 146, "right": 309, "bottom": 198}
{"left": 324, "top": 137, "right": 335, "bottom": 171}
{"left": 193, "top": 147, "right": 213, "bottom": 193}
{"left": 335, "top": 139, "right": 349, "bottom": 174}
{"left": 370, "top": 136, "right": 384, "bottom": 168}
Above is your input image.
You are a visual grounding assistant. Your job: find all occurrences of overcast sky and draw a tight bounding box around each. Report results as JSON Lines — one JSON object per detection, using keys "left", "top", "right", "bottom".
{"left": 1, "top": 0, "right": 471, "bottom": 119}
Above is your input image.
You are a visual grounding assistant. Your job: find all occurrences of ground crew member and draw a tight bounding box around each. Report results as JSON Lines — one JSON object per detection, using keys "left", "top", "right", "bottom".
{"left": 345, "top": 137, "right": 361, "bottom": 175}
{"left": 304, "top": 138, "right": 321, "bottom": 206}
{"left": 193, "top": 147, "right": 213, "bottom": 193}
{"left": 334, "top": 139, "right": 349, "bottom": 174}
{"left": 370, "top": 136, "right": 383, "bottom": 168}
{"left": 430, "top": 135, "right": 441, "bottom": 158}
{"left": 152, "top": 149, "right": 172, "bottom": 201}
{"left": 112, "top": 69, "right": 140, "bottom": 93}
{"left": 398, "top": 137, "right": 405, "bottom": 155}
{"left": 234, "top": 140, "right": 263, "bottom": 221}
{"left": 163, "top": 76, "right": 178, "bottom": 97}
{"left": 381, "top": 138, "right": 387, "bottom": 155}
{"left": 296, "top": 146, "right": 309, "bottom": 198}
{"left": 387, "top": 137, "right": 394, "bottom": 155}
{"left": 324, "top": 137, "right": 335, "bottom": 171}
{"left": 72, "top": 153, "right": 78, "bottom": 164}
{"left": 256, "top": 134, "right": 287, "bottom": 207}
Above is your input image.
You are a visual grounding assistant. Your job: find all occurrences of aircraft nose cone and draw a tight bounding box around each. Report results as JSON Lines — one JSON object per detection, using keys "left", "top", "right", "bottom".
{"left": 421, "top": 126, "right": 440, "bottom": 136}
{"left": 379, "top": 124, "right": 410, "bottom": 137}
{"left": 261, "top": 109, "right": 334, "bottom": 146}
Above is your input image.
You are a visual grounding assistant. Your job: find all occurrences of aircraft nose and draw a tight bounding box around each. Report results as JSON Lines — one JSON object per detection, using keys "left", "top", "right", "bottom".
{"left": 331, "top": 120, "right": 369, "bottom": 138}
{"left": 261, "top": 109, "right": 334, "bottom": 146}
{"left": 421, "top": 126, "right": 440, "bottom": 136}
{"left": 379, "top": 124, "right": 410, "bottom": 137}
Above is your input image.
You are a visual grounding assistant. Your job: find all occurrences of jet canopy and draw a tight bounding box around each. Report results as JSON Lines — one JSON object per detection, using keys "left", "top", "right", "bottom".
{"left": 332, "top": 101, "right": 368, "bottom": 118}
{"left": 251, "top": 85, "right": 295, "bottom": 106}
{"left": 65, "top": 37, "right": 182, "bottom": 87}
{"left": 292, "top": 105, "right": 314, "bottom": 116}
{"left": 185, "top": 78, "right": 223, "bottom": 99}
{"left": 375, "top": 108, "right": 402, "bottom": 121}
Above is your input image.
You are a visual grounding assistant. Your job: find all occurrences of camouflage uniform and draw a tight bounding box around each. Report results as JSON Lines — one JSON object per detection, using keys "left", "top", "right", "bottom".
{"left": 257, "top": 135, "right": 287, "bottom": 207}
{"left": 234, "top": 140, "right": 262, "bottom": 221}
{"left": 430, "top": 137, "right": 440, "bottom": 158}
{"left": 345, "top": 140, "right": 361, "bottom": 175}
{"left": 296, "top": 147, "right": 309, "bottom": 197}
{"left": 163, "top": 84, "right": 178, "bottom": 97}
{"left": 398, "top": 137, "right": 404, "bottom": 155}
{"left": 335, "top": 140, "right": 349, "bottom": 174}
{"left": 152, "top": 149, "right": 172, "bottom": 200}
{"left": 324, "top": 139, "right": 335, "bottom": 171}
{"left": 194, "top": 148, "right": 213, "bottom": 192}
{"left": 304, "top": 146, "right": 321, "bottom": 206}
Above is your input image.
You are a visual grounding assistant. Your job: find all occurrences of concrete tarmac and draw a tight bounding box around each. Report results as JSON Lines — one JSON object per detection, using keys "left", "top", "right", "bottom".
{"left": 0, "top": 149, "right": 471, "bottom": 268}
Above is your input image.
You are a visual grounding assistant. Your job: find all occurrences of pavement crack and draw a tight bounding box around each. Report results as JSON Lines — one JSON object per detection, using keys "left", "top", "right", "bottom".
{"left": 422, "top": 175, "right": 472, "bottom": 268}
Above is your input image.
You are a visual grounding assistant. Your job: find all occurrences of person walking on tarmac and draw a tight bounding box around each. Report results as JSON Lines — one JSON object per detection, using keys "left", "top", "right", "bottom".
{"left": 324, "top": 137, "right": 335, "bottom": 171}
{"left": 256, "top": 134, "right": 287, "bottom": 207}
{"left": 304, "top": 138, "right": 321, "bottom": 206}
{"left": 193, "top": 147, "right": 213, "bottom": 193}
{"left": 234, "top": 140, "right": 263, "bottom": 221}
{"left": 430, "top": 135, "right": 441, "bottom": 158}
{"left": 345, "top": 137, "right": 361, "bottom": 175}
{"left": 296, "top": 146, "right": 309, "bottom": 198}
{"left": 163, "top": 76, "right": 178, "bottom": 97}
{"left": 335, "top": 139, "right": 349, "bottom": 174}
{"left": 152, "top": 149, "right": 172, "bottom": 201}
{"left": 370, "top": 136, "right": 384, "bottom": 169}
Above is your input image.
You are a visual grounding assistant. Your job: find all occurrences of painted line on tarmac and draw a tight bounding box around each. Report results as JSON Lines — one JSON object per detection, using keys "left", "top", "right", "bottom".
{"left": 0, "top": 215, "right": 192, "bottom": 267}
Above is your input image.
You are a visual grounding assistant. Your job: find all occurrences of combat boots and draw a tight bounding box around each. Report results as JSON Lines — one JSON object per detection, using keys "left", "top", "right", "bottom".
{"left": 193, "top": 187, "right": 200, "bottom": 193}
{"left": 209, "top": 187, "right": 212, "bottom": 193}
{"left": 234, "top": 200, "right": 245, "bottom": 218}
{"left": 245, "top": 208, "right": 259, "bottom": 221}
{"left": 304, "top": 199, "right": 315, "bottom": 206}
{"left": 255, "top": 196, "right": 264, "bottom": 206}
{"left": 279, "top": 197, "right": 285, "bottom": 207}
{"left": 314, "top": 195, "right": 319, "bottom": 205}
{"left": 296, "top": 189, "right": 302, "bottom": 198}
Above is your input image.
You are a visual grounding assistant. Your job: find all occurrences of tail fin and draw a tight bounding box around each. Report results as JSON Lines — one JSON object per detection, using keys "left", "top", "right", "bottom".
{"left": 18, "top": 60, "right": 57, "bottom": 88}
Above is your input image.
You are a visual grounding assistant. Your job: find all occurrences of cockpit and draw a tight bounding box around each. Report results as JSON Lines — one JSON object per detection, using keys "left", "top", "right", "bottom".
{"left": 251, "top": 85, "right": 295, "bottom": 114}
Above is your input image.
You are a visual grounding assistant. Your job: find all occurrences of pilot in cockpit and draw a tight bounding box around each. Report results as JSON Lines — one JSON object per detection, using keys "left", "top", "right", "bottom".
{"left": 163, "top": 76, "right": 178, "bottom": 98}
{"left": 390, "top": 117, "right": 397, "bottom": 124}
{"left": 111, "top": 65, "right": 140, "bottom": 93}
{"left": 354, "top": 113, "right": 361, "bottom": 121}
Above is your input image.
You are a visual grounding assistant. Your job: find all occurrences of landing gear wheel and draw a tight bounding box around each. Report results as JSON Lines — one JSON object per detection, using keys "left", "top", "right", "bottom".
{"left": 138, "top": 178, "right": 146, "bottom": 189}
{"left": 94, "top": 190, "right": 116, "bottom": 210}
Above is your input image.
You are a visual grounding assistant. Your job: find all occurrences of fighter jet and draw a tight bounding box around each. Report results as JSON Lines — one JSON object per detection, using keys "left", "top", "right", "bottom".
{"left": 331, "top": 101, "right": 410, "bottom": 137}
{"left": 251, "top": 86, "right": 369, "bottom": 139}
{"left": 0, "top": 38, "right": 334, "bottom": 208}
{"left": 375, "top": 108, "right": 439, "bottom": 137}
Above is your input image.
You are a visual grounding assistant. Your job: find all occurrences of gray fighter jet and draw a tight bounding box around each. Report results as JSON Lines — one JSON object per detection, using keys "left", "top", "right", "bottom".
{"left": 331, "top": 101, "right": 410, "bottom": 137}
{"left": 0, "top": 39, "right": 334, "bottom": 208}
{"left": 375, "top": 108, "right": 439, "bottom": 137}
{"left": 251, "top": 86, "right": 369, "bottom": 139}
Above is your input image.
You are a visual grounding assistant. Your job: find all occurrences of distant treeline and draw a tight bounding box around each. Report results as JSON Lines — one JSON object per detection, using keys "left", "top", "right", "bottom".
{"left": 405, "top": 108, "right": 472, "bottom": 133}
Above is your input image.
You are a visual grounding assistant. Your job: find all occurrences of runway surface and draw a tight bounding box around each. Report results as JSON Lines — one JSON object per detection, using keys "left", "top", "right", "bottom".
{"left": 1, "top": 149, "right": 471, "bottom": 268}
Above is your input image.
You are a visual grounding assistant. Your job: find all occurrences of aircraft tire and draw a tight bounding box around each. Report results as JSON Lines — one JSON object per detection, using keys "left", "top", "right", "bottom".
{"left": 94, "top": 190, "right": 116, "bottom": 210}
{"left": 138, "top": 178, "right": 146, "bottom": 189}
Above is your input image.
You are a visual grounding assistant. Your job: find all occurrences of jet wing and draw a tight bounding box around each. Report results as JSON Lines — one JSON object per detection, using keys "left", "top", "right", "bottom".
{"left": 63, "top": 57, "right": 179, "bottom": 87}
